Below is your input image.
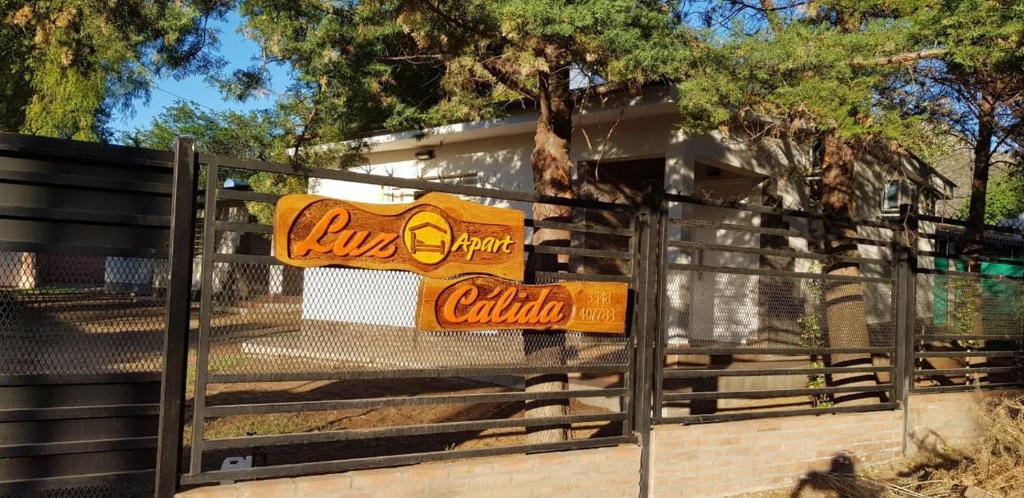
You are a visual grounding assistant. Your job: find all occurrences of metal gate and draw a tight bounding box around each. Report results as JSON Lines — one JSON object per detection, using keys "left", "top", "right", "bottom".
{"left": 651, "top": 193, "right": 902, "bottom": 424}
{"left": 160, "top": 147, "right": 655, "bottom": 490}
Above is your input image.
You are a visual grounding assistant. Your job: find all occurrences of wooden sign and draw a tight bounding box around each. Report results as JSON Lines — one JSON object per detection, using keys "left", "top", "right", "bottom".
{"left": 416, "top": 276, "right": 629, "bottom": 334}
{"left": 273, "top": 193, "right": 524, "bottom": 279}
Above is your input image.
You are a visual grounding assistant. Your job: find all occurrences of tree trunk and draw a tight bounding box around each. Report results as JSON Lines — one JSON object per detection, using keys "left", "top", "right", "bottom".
{"left": 819, "top": 135, "right": 882, "bottom": 404}
{"left": 525, "top": 56, "right": 574, "bottom": 443}
{"left": 964, "top": 96, "right": 995, "bottom": 261}
{"left": 757, "top": 178, "right": 799, "bottom": 346}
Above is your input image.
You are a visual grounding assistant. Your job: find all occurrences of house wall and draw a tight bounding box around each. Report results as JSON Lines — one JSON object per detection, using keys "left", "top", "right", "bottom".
{"left": 303, "top": 112, "right": 924, "bottom": 345}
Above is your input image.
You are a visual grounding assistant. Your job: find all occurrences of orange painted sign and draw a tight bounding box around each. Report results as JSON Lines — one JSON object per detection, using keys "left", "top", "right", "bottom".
{"left": 273, "top": 193, "right": 524, "bottom": 279}
{"left": 416, "top": 276, "right": 629, "bottom": 334}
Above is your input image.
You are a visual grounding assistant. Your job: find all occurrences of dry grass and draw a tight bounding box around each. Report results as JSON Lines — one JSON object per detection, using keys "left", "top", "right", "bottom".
{"left": 879, "top": 395, "right": 1024, "bottom": 498}
{"left": 739, "top": 395, "right": 1024, "bottom": 498}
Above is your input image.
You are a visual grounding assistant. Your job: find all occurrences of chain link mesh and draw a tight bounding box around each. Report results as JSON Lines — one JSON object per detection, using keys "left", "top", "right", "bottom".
{"left": 205, "top": 264, "right": 630, "bottom": 375}
{"left": 665, "top": 269, "right": 896, "bottom": 349}
{"left": 0, "top": 252, "right": 166, "bottom": 376}
{"left": 914, "top": 269, "right": 1024, "bottom": 388}
{"left": 0, "top": 482, "right": 153, "bottom": 498}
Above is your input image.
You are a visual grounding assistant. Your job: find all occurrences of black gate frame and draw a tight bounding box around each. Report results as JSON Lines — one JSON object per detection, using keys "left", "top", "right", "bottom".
{"left": 149, "top": 138, "right": 1024, "bottom": 497}
{"left": 154, "top": 143, "right": 655, "bottom": 494}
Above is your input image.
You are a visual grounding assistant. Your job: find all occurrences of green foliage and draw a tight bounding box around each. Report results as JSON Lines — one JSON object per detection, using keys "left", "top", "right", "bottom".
{"left": 948, "top": 277, "right": 982, "bottom": 337}
{"left": 1, "top": 1, "right": 231, "bottom": 141}
{"left": 226, "top": 0, "right": 686, "bottom": 148}
{"left": 958, "top": 173, "right": 1024, "bottom": 224}
{"left": 799, "top": 262, "right": 832, "bottom": 408}
{"left": 677, "top": 1, "right": 1024, "bottom": 169}
{"left": 129, "top": 102, "right": 283, "bottom": 160}
{"left": 128, "top": 101, "right": 312, "bottom": 225}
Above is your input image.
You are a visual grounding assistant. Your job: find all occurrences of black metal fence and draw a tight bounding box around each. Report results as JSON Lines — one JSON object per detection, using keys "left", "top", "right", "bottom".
{"left": 911, "top": 215, "right": 1024, "bottom": 393}
{"left": 652, "top": 193, "right": 902, "bottom": 423}
{"left": 1, "top": 133, "right": 1023, "bottom": 498}
{"left": 0, "top": 133, "right": 174, "bottom": 498}
{"left": 174, "top": 153, "right": 649, "bottom": 487}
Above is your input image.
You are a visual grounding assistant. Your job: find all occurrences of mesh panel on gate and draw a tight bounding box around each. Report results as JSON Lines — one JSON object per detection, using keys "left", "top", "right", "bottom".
{"left": 0, "top": 252, "right": 167, "bottom": 376}
{"left": 206, "top": 264, "right": 630, "bottom": 375}
{"left": 664, "top": 269, "right": 895, "bottom": 349}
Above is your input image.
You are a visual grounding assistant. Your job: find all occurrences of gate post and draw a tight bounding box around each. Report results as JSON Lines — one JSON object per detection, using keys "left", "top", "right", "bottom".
{"left": 634, "top": 186, "right": 663, "bottom": 498}
{"left": 155, "top": 137, "right": 198, "bottom": 497}
{"left": 894, "top": 205, "right": 918, "bottom": 454}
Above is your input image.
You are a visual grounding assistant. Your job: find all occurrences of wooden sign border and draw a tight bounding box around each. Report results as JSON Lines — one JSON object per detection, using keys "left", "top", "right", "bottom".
{"left": 416, "top": 276, "right": 630, "bottom": 334}
{"left": 273, "top": 192, "right": 525, "bottom": 279}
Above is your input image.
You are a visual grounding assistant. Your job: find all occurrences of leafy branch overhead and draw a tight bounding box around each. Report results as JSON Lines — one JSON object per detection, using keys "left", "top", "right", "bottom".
{"left": 228, "top": 0, "right": 686, "bottom": 146}
{"left": 1, "top": 0, "right": 234, "bottom": 141}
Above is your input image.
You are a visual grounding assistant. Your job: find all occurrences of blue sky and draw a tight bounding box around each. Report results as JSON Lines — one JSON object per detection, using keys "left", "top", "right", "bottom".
{"left": 109, "top": 12, "right": 293, "bottom": 134}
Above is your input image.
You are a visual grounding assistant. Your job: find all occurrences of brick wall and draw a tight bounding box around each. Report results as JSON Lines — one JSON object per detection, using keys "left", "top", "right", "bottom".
{"left": 176, "top": 391, "right": 1022, "bottom": 498}
{"left": 178, "top": 444, "right": 640, "bottom": 498}
{"left": 906, "top": 389, "right": 1024, "bottom": 456}
{"left": 650, "top": 409, "right": 903, "bottom": 498}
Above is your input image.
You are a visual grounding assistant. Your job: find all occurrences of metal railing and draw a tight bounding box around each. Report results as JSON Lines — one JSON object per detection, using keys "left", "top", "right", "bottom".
{"left": 652, "top": 193, "right": 902, "bottom": 424}
{"left": 173, "top": 153, "right": 649, "bottom": 486}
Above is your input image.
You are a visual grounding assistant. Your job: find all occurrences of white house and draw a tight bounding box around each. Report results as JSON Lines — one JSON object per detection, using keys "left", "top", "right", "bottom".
{"left": 303, "top": 85, "right": 955, "bottom": 347}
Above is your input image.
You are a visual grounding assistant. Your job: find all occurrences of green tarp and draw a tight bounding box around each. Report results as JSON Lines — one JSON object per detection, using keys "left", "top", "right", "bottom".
{"left": 932, "top": 258, "right": 1024, "bottom": 330}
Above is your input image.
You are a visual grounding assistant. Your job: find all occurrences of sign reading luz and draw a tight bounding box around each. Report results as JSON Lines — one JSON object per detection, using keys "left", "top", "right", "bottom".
{"left": 273, "top": 192, "right": 524, "bottom": 279}
{"left": 416, "top": 276, "right": 629, "bottom": 334}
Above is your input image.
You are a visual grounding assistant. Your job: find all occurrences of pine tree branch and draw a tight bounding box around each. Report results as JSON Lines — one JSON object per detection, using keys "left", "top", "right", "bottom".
{"left": 416, "top": 0, "right": 491, "bottom": 39}
{"left": 481, "top": 59, "right": 537, "bottom": 100}
{"left": 855, "top": 48, "right": 948, "bottom": 66}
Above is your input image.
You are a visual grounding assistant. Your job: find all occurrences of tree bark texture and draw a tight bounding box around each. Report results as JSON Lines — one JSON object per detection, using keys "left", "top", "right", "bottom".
{"left": 964, "top": 95, "right": 995, "bottom": 261}
{"left": 819, "top": 135, "right": 884, "bottom": 404}
{"left": 525, "top": 57, "right": 574, "bottom": 443}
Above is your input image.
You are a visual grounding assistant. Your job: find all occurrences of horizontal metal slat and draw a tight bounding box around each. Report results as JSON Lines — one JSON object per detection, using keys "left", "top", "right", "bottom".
{"left": 915, "top": 268, "right": 1024, "bottom": 281}
{"left": 658, "top": 402, "right": 899, "bottom": 425}
{"left": 201, "top": 412, "right": 628, "bottom": 451}
{"left": 665, "top": 347, "right": 892, "bottom": 356}
{"left": 666, "top": 240, "right": 890, "bottom": 265}
{"left": 661, "top": 384, "right": 893, "bottom": 401}
{"left": 205, "top": 388, "right": 628, "bottom": 417}
{"left": 0, "top": 169, "right": 171, "bottom": 195}
{"left": 913, "top": 351, "right": 1022, "bottom": 358}
{"left": 528, "top": 244, "right": 633, "bottom": 260}
{"left": 914, "top": 367, "right": 1022, "bottom": 376}
{"left": 663, "top": 192, "right": 896, "bottom": 230}
{"left": 200, "top": 153, "right": 635, "bottom": 212}
{"left": 0, "top": 133, "right": 173, "bottom": 169}
{"left": 0, "top": 436, "right": 156, "bottom": 458}
{"left": 0, "top": 240, "right": 167, "bottom": 258}
{"left": 209, "top": 365, "right": 629, "bottom": 383}
{"left": 917, "top": 334, "right": 1023, "bottom": 341}
{"left": 211, "top": 253, "right": 279, "bottom": 265}
{"left": 0, "top": 404, "right": 159, "bottom": 422}
{"left": 533, "top": 271, "right": 632, "bottom": 283}
{"left": 911, "top": 382, "right": 1024, "bottom": 394}
{"left": 667, "top": 263, "right": 893, "bottom": 284}
{"left": 217, "top": 189, "right": 281, "bottom": 203}
{"left": 0, "top": 205, "right": 170, "bottom": 228}
{"left": 0, "top": 373, "right": 162, "bottom": 386}
{"left": 663, "top": 365, "right": 891, "bottom": 378}
{"left": 214, "top": 221, "right": 273, "bottom": 234}
{"left": 528, "top": 219, "right": 634, "bottom": 236}
{"left": 0, "top": 469, "right": 154, "bottom": 494}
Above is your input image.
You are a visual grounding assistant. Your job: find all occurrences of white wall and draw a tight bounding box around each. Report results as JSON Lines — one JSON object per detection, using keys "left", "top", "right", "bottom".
{"left": 305, "top": 109, "right": 920, "bottom": 338}
{"left": 0, "top": 252, "right": 34, "bottom": 289}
